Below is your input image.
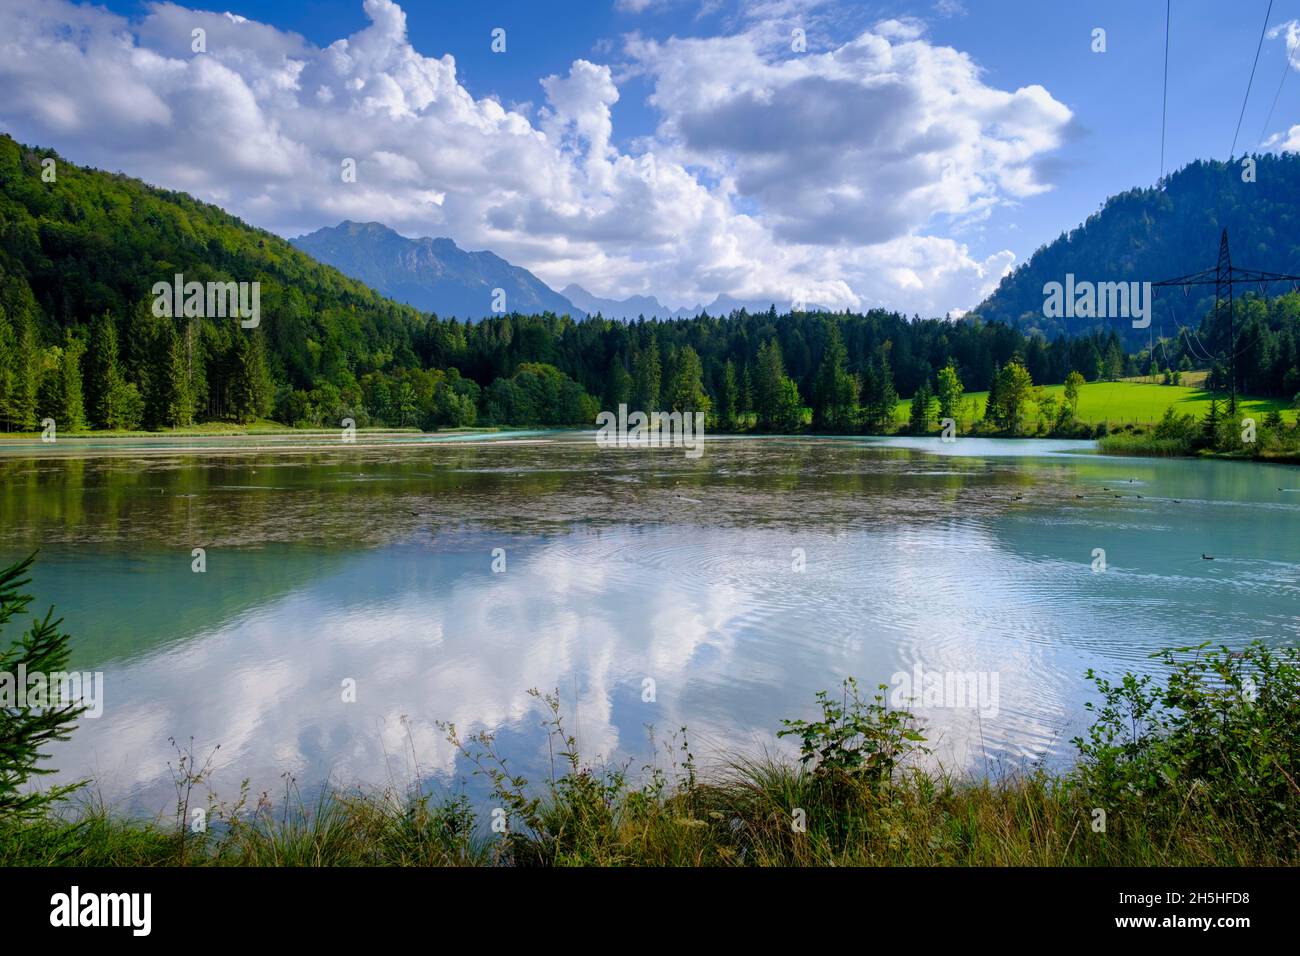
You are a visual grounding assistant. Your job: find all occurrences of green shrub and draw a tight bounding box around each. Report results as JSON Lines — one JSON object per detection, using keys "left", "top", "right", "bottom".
{"left": 777, "top": 677, "right": 929, "bottom": 785}
{"left": 1073, "top": 642, "right": 1300, "bottom": 835}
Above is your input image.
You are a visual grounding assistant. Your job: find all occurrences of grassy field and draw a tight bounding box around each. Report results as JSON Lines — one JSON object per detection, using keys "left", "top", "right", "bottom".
{"left": 898, "top": 380, "right": 1297, "bottom": 428}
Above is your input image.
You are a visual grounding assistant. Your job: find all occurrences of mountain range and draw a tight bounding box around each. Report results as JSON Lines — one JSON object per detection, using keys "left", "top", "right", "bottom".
{"left": 290, "top": 221, "right": 582, "bottom": 320}
{"left": 291, "top": 221, "right": 802, "bottom": 321}
{"left": 560, "top": 284, "right": 802, "bottom": 321}
{"left": 300, "top": 152, "right": 1300, "bottom": 333}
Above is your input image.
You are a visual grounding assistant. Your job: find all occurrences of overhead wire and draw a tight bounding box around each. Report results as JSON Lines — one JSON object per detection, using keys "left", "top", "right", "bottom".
{"left": 1229, "top": 0, "right": 1275, "bottom": 158}
{"left": 1256, "top": 25, "right": 1295, "bottom": 146}
{"left": 1160, "top": 0, "right": 1171, "bottom": 183}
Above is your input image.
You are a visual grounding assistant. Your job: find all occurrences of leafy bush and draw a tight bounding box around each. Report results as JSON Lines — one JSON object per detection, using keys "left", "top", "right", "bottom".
{"left": 1073, "top": 642, "right": 1300, "bottom": 834}
{"left": 778, "top": 677, "right": 929, "bottom": 785}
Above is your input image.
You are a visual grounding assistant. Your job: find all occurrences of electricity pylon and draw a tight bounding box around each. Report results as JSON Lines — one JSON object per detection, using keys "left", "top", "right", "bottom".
{"left": 1153, "top": 230, "right": 1300, "bottom": 412}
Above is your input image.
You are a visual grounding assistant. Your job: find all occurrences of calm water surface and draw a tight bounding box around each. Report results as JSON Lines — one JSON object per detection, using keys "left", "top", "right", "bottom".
{"left": 1, "top": 432, "right": 1297, "bottom": 813}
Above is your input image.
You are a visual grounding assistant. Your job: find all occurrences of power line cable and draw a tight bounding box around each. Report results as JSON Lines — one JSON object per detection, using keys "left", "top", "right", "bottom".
{"left": 1257, "top": 28, "right": 1295, "bottom": 146}
{"left": 1230, "top": 0, "right": 1275, "bottom": 158}
{"left": 1160, "top": 0, "right": 1171, "bottom": 182}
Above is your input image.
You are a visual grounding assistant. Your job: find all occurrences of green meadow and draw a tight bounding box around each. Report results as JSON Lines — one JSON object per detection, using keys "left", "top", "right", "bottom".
{"left": 898, "top": 380, "right": 1297, "bottom": 429}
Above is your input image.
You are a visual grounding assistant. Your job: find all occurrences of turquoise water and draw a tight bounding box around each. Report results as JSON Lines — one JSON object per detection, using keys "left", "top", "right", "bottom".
{"left": 1, "top": 433, "right": 1296, "bottom": 812}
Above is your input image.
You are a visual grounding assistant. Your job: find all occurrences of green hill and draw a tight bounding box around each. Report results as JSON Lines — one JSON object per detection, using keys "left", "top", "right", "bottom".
{"left": 0, "top": 134, "right": 433, "bottom": 431}
{"left": 3, "top": 135, "right": 1296, "bottom": 442}
{"left": 971, "top": 154, "right": 1300, "bottom": 353}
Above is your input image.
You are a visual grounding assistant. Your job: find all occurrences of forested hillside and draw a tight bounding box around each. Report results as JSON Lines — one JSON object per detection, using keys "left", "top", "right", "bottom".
{"left": 3, "top": 135, "right": 1295, "bottom": 437}
{"left": 0, "top": 134, "right": 429, "bottom": 430}
{"left": 972, "top": 153, "right": 1300, "bottom": 352}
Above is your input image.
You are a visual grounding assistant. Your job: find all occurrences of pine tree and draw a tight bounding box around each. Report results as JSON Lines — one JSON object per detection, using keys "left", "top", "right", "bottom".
{"left": 862, "top": 346, "right": 898, "bottom": 433}
{"left": 228, "top": 329, "right": 272, "bottom": 424}
{"left": 180, "top": 318, "right": 206, "bottom": 423}
{"left": 909, "top": 378, "right": 934, "bottom": 434}
{"left": 85, "top": 312, "right": 122, "bottom": 429}
{"left": 1201, "top": 397, "right": 1222, "bottom": 450}
{"left": 738, "top": 363, "right": 754, "bottom": 421}
{"left": 632, "top": 336, "right": 661, "bottom": 411}
{"left": 57, "top": 334, "right": 85, "bottom": 431}
{"left": 603, "top": 355, "right": 632, "bottom": 410}
{"left": 772, "top": 376, "right": 804, "bottom": 432}
{"left": 877, "top": 351, "right": 899, "bottom": 433}
{"left": 718, "top": 359, "right": 738, "bottom": 430}
{"left": 0, "top": 309, "right": 16, "bottom": 432}
{"left": 13, "top": 314, "right": 40, "bottom": 431}
{"left": 755, "top": 338, "right": 787, "bottom": 430}
{"left": 813, "top": 323, "right": 856, "bottom": 432}
{"left": 0, "top": 291, "right": 41, "bottom": 431}
{"left": 145, "top": 320, "right": 191, "bottom": 429}
{"left": 105, "top": 380, "right": 144, "bottom": 431}
{"left": 984, "top": 362, "right": 1002, "bottom": 426}
{"left": 87, "top": 313, "right": 143, "bottom": 431}
{"left": 665, "top": 345, "right": 710, "bottom": 414}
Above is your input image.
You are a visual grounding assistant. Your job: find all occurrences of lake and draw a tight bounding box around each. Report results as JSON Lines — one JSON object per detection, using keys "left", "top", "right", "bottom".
{"left": 1, "top": 432, "right": 1297, "bottom": 814}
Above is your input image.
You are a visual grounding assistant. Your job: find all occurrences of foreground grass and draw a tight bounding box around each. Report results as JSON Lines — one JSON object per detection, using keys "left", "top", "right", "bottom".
{"left": 2, "top": 760, "right": 1290, "bottom": 868}
{"left": 4, "top": 644, "right": 1298, "bottom": 868}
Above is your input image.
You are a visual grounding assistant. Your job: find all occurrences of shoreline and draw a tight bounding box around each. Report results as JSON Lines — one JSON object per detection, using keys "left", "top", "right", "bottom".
{"left": 3, "top": 426, "right": 1297, "bottom": 466}
{"left": 6, "top": 644, "right": 1296, "bottom": 868}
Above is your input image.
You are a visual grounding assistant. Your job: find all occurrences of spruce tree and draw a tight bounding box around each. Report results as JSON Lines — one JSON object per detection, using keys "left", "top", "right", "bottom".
{"left": 862, "top": 346, "right": 898, "bottom": 433}
{"left": 909, "top": 378, "right": 934, "bottom": 434}
{"left": 604, "top": 355, "right": 632, "bottom": 410}
{"left": 738, "top": 363, "right": 754, "bottom": 422}
{"left": 58, "top": 334, "right": 86, "bottom": 431}
{"left": 145, "top": 320, "right": 191, "bottom": 429}
{"left": 228, "top": 329, "right": 272, "bottom": 424}
{"left": 665, "top": 345, "right": 710, "bottom": 414}
{"left": 755, "top": 339, "right": 787, "bottom": 430}
{"left": 14, "top": 315, "right": 40, "bottom": 431}
{"left": 85, "top": 312, "right": 122, "bottom": 429}
{"left": 719, "top": 360, "right": 738, "bottom": 430}
{"left": 813, "top": 323, "right": 856, "bottom": 432}
{"left": 0, "top": 311, "right": 16, "bottom": 432}
{"left": 1201, "top": 397, "right": 1222, "bottom": 450}
{"left": 984, "top": 362, "right": 1003, "bottom": 426}
{"left": 632, "top": 336, "right": 661, "bottom": 411}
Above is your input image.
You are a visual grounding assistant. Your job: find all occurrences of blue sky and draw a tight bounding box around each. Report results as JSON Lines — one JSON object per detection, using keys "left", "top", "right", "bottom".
{"left": 3, "top": 0, "right": 1298, "bottom": 314}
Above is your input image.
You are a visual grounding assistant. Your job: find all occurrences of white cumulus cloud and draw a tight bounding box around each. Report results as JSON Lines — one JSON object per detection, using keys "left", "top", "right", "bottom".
{"left": 0, "top": 0, "right": 1071, "bottom": 316}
